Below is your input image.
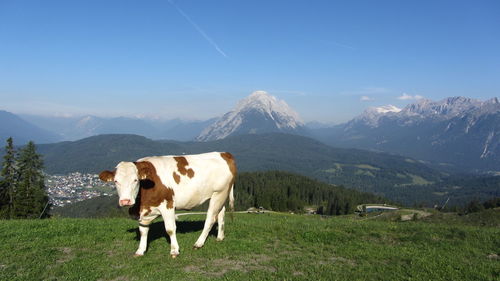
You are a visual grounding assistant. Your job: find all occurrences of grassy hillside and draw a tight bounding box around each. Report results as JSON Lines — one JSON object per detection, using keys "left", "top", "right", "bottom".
{"left": 0, "top": 211, "right": 498, "bottom": 280}
{"left": 52, "top": 171, "right": 389, "bottom": 218}
{"left": 51, "top": 195, "right": 128, "bottom": 218}
{"left": 37, "top": 133, "right": 445, "bottom": 202}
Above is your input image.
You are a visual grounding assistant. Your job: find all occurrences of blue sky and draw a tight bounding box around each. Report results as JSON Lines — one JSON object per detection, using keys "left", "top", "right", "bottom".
{"left": 0, "top": 0, "right": 499, "bottom": 123}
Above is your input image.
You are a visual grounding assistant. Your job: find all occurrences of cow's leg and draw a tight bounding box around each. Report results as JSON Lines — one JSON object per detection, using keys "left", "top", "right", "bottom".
{"left": 216, "top": 206, "right": 226, "bottom": 242}
{"left": 160, "top": 206, "right": 180, "bottom": 258}
{"left": 194, "top": 193, "right": 227, "bottom": 249}
{"left": 135, "top": 217, "right": 156, "bottom": 256}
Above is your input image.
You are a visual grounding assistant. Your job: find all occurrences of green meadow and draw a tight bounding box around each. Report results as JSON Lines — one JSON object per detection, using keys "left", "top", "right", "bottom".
{"left": 0, "top": 211, "right": 498, "bottom": 280}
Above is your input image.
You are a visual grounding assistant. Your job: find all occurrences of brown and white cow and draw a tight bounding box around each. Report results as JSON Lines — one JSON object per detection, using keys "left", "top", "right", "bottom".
{"left": 99, "top": 152, "right": 236, "bottom": 258}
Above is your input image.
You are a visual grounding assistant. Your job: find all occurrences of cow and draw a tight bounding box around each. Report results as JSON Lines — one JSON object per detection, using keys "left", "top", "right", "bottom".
{"left": 98, "top": 152, "right": 236, "bottom": 258}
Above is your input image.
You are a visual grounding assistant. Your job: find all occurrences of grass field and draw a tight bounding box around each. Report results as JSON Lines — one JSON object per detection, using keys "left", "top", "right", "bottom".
{"left": 0, "top": 211, "right": 499, "bottom": 280}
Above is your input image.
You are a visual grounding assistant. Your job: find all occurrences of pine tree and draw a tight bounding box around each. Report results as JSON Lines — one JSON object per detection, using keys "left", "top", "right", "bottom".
{"left": 14, "top": 141, "right": 48, "bottom": 218}
{"left": 464, "top": 199, "right": 484, "bottom": 214}
{"left": 0, "top": 137, "right": 17, "bottom": 219}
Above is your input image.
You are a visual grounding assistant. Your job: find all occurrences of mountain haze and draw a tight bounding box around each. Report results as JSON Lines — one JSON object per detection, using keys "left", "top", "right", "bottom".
{"left": 0, "top": 110, "right": 61, "bottom": 144}
{"left": 19, "top": 114, "right": 214, "bottom": 141}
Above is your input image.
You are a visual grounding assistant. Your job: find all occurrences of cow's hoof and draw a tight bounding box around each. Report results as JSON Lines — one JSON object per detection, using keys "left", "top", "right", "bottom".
{"left": 216, "top": 238, "right": 224, "bottom": 242}
{"left": 133, "top": 253, "right": 144, "bottom": 257}
{"left": 193, "top": 245, "right": 203, "bottom": 250}
{"left": 170, "top": 250, "right": 179, "bottom": 258}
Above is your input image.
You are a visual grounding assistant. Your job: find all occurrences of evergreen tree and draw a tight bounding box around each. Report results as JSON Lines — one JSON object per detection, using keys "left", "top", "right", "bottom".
{"left": 482, "top": 197, "right": 500, "bottom": 209}
{"left": 317, "top": 205, "right": 324, "bottom": 215}
{"left": 343, "top": 201, "right": 351, "bottom": 215}
{"left": 0, "top": 137, "right": 17, "bottom": 219}
{"left": 14, "top": 141, "right": 48, "bottom": 218}
{"left": 464, "top": 199, "right": 484, "bottom": 214}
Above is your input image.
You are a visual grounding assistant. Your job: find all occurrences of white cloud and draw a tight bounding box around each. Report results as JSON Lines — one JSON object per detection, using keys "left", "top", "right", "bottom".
{"left": 398, "top": 93, "right": 424, "bottom": 100}
{"left": 360, "top": 95, "right": 374, "bottom": 101}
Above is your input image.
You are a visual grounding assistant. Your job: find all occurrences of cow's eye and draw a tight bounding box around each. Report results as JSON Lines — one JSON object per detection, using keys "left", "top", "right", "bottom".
{"left": 134, "top": 179, "right": 138, "bottom": 182}
{"left": 114, "top": 180, "right": 118, "bottom": 183}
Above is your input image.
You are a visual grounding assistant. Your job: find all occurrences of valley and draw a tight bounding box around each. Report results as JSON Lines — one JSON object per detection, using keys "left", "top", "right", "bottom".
{"left": 35, "top": 133, "right": 447, "bottom": 204}
{"left": 34, "top": 133, "right": 499, "bottom": 209}
{"left": 51, "top": 171, "right": 387, "bottom": 218}
{"left": 45, "top": 172, "right": 115, "bottom": 207}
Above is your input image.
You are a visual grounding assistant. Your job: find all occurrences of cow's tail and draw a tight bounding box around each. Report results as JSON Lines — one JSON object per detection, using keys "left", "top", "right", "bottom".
{"left": 229, "top": 183, "right": 235, "bottom": 222}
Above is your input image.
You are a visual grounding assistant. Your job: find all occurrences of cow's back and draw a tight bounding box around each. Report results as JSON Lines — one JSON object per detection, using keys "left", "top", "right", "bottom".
{"left": 137, "top": 152, "right": 235, "bottom": 209}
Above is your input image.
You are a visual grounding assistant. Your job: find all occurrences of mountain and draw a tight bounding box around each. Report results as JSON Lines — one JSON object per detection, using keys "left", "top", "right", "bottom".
{"left": 348, "top": 104, "right": 402, "bottom": 128}
{"left": 197, "top": 91, "right": 307, "bottom": 141}
{"left": 0, "top": 110, "right": 61, "bottom": 144}
{"left": 313, "top": 97, "right": 500, "bottom": 173}
{"left": 20, "top": 114, "right": 214, "bottom": 141}
{"left": 401, "top": 97, "right": 483, "bottom": 119}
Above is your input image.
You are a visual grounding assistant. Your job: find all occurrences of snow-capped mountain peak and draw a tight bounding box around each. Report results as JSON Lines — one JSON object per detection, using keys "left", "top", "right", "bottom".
{"left": 196, "top": 91, "right": 305, "bottom": 141}
{"left": 349, "top": 105, "right": 402, "bottom": 128}
{"left": 234, "top": 90, "right": 303, "bottom": 127}
{"left": 374, "top": 105, "right": 402, "bottom": 114}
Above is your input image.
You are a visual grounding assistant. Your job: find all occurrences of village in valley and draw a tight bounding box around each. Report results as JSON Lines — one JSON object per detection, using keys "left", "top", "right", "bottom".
{"left": 45, "top": 173, "right": 115, "bottom": 207}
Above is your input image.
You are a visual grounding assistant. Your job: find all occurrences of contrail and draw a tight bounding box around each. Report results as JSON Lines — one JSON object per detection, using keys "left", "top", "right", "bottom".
{"left": 168, "top": 0, "right": 228, "bottom": 58}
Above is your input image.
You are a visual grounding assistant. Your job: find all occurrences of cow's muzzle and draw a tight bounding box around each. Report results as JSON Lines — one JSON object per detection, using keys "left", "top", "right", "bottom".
{"left": 119, "top": 199, "right": 133, "bottom": 206}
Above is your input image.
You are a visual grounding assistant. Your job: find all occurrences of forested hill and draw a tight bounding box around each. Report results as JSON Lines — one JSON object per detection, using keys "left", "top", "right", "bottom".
{"left": 235, "top": 171, "right": 388, "bottom": 214}
{"left": 52, "top": 171, "right": 388, "bottom": 218}
{"left": 36, "top": 133, "right": 444, "bottom": 196}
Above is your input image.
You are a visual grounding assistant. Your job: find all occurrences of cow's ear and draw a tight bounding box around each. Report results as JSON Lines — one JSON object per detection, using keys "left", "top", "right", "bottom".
{"left": 135, "top": 162, "right": 154, "bottom": 180}
{"left": 99, "top": 170, "right": 115, "bottom": 182}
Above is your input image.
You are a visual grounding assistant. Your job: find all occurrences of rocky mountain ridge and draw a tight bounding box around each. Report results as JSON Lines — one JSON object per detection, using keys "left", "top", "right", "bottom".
{"left": 196, "top": 91, "right": 305, "bottom": 141}
{"left": 317, "top": 96, "right": 500, "bottom": 172}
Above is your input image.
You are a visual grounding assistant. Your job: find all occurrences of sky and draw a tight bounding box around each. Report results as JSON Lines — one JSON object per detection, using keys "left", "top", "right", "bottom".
{"left": 0, "top": 0, "right": 499, "bottom": 123}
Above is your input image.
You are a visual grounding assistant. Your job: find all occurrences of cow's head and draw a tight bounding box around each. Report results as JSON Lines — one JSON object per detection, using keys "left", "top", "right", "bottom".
{"left": 99, "top": 161, "right": 153, "bottom": 207}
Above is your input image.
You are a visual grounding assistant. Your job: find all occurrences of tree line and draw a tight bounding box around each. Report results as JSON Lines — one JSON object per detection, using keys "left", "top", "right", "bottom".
{"left": 234, "top": 171, "right": 389, "bottom": 215}
{"left": 0, "top": 137, "right": 48, "bottom": 219}
{"left": 443, "top": 197, "right": 500, "bottom": 214}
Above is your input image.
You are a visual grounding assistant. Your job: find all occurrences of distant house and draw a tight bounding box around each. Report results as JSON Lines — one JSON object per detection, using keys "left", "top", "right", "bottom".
{"left": 305, "top": 208, "right": 317, "bottom": 215}
{"left": 247, "top": 207, "right": 266, "bottom": 213}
